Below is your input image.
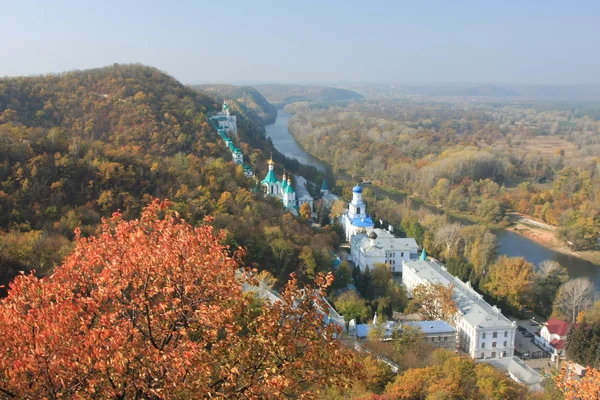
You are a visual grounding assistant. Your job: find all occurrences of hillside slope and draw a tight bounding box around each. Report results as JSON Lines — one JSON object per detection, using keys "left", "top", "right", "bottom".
{"left": 193, "top": 84, "right": 277, "bottom": 125}
{"left": 253, "top": 84, "right": 363, "bottom": 107}
{"left": 0, "top": 64, "right": 339, "bottom": 293}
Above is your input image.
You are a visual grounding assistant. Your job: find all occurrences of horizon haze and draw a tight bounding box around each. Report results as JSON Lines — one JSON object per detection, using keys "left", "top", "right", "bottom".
{"left": 2, "top": 1, "right": 600, "bottom": 85}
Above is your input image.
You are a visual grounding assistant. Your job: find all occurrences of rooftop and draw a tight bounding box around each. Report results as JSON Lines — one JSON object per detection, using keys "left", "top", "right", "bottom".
{"left": 550, "top": 338, "right": 566, "bottom": 350}
{"left": 351, "top": 228, "right": 418, "bottom": 256}
{"left": 294, "top": 174, "right": 313, "bottom": 200}
{"left": 403, "top": 259, "right": 515, "bottom": 329}
{"left": 404, "top": 320, "right": 456, "bottom": 335}
{"left": 349, "top": 216, "right": 375, "bottom": 227}
{"left": 480, "top": 357, "right": 543, "bottom": 390}
{"left": 261, "top": 169, "right": 279, "bottom": 185}
{"left": 544, "top": 318, "right": 570, "bottom": 337}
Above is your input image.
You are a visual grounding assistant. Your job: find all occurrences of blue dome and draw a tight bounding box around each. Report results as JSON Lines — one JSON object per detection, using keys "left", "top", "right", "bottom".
{"left": 352, "top": 185, "right": 363, "bottom": 193}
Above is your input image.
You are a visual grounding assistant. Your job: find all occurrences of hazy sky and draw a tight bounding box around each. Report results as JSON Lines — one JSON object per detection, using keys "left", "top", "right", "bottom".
{"left": 2, "top": 0, "right": 599, "bottom": 85}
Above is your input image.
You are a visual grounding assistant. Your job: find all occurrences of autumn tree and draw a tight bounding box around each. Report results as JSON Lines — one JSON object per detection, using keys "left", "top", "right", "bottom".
{"left": 554, "top": 365, "right": 600, "bottom": 400}
{"left": 533, "top": 260, "right": 569, "bottom": 317}
{"left": 332, "top": 260, "right": 353, "bottom": 291}
{"left": 483, "top": 256, "right": 535, "bottom": 312}
{"left": 330, "top": 200, "right": 347, "bottom": 220}
{"left": 334, "top": 290, "right": 369, "bottom": 329}
{"left": 406, "top": 282, "right": 457, "bottom": 323}
{"left": 0, "top": 200, "right": 358, "bottom": 399}
{"left": 299, "top": 202, "right": 312, "bottom": 220}
{"left": 553, "top": 277, "right": 595, "bottom": 324}
{"left": 461, "top": 224, "right": 498, "bottom": 275}
{"left": 434, "top": 223, "right": 464, "bottom": 260}
{"left": 382, "top": 350, "right": 528, "bottom": 400}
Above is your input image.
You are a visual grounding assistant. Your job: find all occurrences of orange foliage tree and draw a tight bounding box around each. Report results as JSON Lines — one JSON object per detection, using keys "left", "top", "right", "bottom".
{"left": 0, "top": 199, "right": 357, "bottom": 399}
{"left": 406, "top": 282, "right": 457, "bottom": 322}
{"left": 555, "top": 365, "right": 600, "bottom": 400}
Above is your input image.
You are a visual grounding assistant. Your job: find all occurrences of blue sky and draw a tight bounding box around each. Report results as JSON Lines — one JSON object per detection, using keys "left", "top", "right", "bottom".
{"left": 1, "top": 0, "right": 599, "bottom": 84}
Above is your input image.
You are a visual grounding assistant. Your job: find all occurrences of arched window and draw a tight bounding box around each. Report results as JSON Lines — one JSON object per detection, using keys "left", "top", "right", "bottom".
{"left": 271, "top": 185, "right": 274, "bottom": 194}
{"left": 356, "top": 207, "right": 361, "bottom": 214}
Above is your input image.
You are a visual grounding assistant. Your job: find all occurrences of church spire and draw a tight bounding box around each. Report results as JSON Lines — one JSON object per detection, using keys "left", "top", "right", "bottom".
{"left": 321, "top": 177, "right": 329, "bottom": 196}
{"left": 419, "top": 248, "right": 427, "bottom": 261}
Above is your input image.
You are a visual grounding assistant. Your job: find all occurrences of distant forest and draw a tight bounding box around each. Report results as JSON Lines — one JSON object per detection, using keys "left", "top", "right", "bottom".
{"left": 253, "top": 84, "right": 363, "bottom": 107}
{"left": 286, "top": 99, "right": 600, "bottom": 251}
{"left": 191, "top": 84, "right": 277, "bottom": 125}
{"left": 346, "top": 83, "right": 600, "bottom": 101}
{"left": 0, "top": 64, "right": 336, "bottom": 294}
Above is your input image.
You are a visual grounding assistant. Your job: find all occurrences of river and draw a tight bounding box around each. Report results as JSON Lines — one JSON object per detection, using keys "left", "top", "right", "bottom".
{"left": 266, "top": 110, "right": 600, "bottom": 287}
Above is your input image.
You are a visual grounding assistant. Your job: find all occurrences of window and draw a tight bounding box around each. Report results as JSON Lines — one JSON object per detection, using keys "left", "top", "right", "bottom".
{"left": 356, "top": 207, "right": 361, "bottom": 214}
{"left": 481, "top": 342, "right": 485, "bottom": 348}
{"left": 492, "top": 352, "right": 496, "bottom": 358}
{"left": 444, "top": 337, "right": 448, "bottom": 341}
{"left": 492, "top": 342, "right": 496, "bottom": 348}
{"left": 504, "top": 331, "right": 508, "bottom": 337}
{"left": 482, "top": 333, "right": 486, "bottom": 339}
{"left": 503, "top": 341, "right": 507, "bottom": 347}
{"left": 493, "top": 332, "right": 497, "bottom": 338}
{"left": 481, "top": 352, "right": 485, "bottom": 359}
{"left": 503, "top": 351, "right": 507, "bottom": 357}
{"left": 401, "top": 252, "right": 404, "bottom": 257}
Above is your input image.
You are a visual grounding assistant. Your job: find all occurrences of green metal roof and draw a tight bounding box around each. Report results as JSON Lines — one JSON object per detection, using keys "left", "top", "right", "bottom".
{"left": 285, "top": 184, "right": 295, "bottom": 194}
{"left": 281, "top": 179, "right": 288, "bottom": 190}
{"left": 321, "top": 178, "right": 328, "bottom": 191}
{"left": 261, "top": 169, "right": 279, "bottom": 185}
{"left": 419, "top": 249, "right": 427, "bottom": 261}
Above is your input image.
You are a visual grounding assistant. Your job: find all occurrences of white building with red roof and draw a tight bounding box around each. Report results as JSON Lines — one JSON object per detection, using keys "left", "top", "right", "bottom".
{"left": 538, "top": 317, "right": 570, "bottom": 355}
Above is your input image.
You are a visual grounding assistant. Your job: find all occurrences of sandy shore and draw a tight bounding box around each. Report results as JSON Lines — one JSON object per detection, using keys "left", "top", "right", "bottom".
{"left": 508, "top": 223, "right": 600, "bottom": 265}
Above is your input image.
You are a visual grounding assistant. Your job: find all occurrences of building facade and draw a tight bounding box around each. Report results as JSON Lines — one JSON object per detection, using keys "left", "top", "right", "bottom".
{"left": 261, "top": 163, "right": 299, "bottom": 215}
{"left": 213, "top": 101, "right": 237, "bottom": 136}
{"left": 403, "top": 320, "right": 457, "bottom": 351}
{"left": 536, "top": 317, "right": 569, "bottom": 356}
{"left": 210, "top": 101, "right": 254, "bottom": 175}
{"left": 294, "top": 175, "right": 314, "bottom": 213}
{"left": 350, "top": 229, "right": 418, "bottom": 272}
{"left": 340, "top": 185, "right": 374, "bottom": 241}
{"left": 402, "top": 258, "right": 517, "bottom": 359}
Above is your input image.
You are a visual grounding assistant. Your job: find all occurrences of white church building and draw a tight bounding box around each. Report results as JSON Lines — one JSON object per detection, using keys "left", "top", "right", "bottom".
{"left": 350, "top": 229, "right": 418, "bottom": 273}
{"left": 210, "top": 101, "right": 252, "bottom": 177}
{"left": 402, "top": 257, "right": 517, "bottom": 359}
{"left": 261, "top": 158, "right": 298, "bottom": 215}
{"left": 212, "top": 101, "right": 237, "bottom": 136}
{"left": 340, "top": 185, "right": 375, "bottom": 241}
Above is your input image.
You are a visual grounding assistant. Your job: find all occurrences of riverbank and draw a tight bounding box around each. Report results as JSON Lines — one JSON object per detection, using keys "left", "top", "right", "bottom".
{"left": 378, "top": 182, "right": 600, "bottom": 266}
{"left": 369, "top": 182, "right": 508, "bottom": 230}
{"left": 508, "top": 222, "right": 600, "bottom": 265}
{"left": 267, "top": 110, "right": 600, "bottom": 284}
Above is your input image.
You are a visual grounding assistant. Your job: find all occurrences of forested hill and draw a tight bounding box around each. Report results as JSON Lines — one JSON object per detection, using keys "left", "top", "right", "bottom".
{"left": 253, "top": 84, "right": 363, "bottom": 107}
{"left": 0, "top": 64, "right": 341, "bottom": 294}
{"left": 193, "top": 84, "right": 277, "bottom": 125}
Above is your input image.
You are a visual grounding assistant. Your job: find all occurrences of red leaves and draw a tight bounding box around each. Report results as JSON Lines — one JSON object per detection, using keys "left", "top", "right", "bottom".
{"left": 0, "top": 199, "right": 357, "bottom": 398}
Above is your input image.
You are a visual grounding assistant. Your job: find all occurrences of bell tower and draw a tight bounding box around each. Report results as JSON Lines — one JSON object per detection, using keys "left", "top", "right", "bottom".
{"left": 348, "top": 185, "right": 366, "bottom": 219}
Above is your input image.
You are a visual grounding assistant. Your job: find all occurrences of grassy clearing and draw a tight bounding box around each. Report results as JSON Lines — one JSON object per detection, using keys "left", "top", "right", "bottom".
{"left": 490, "top": 135, "right": 579, "bottom": 157}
